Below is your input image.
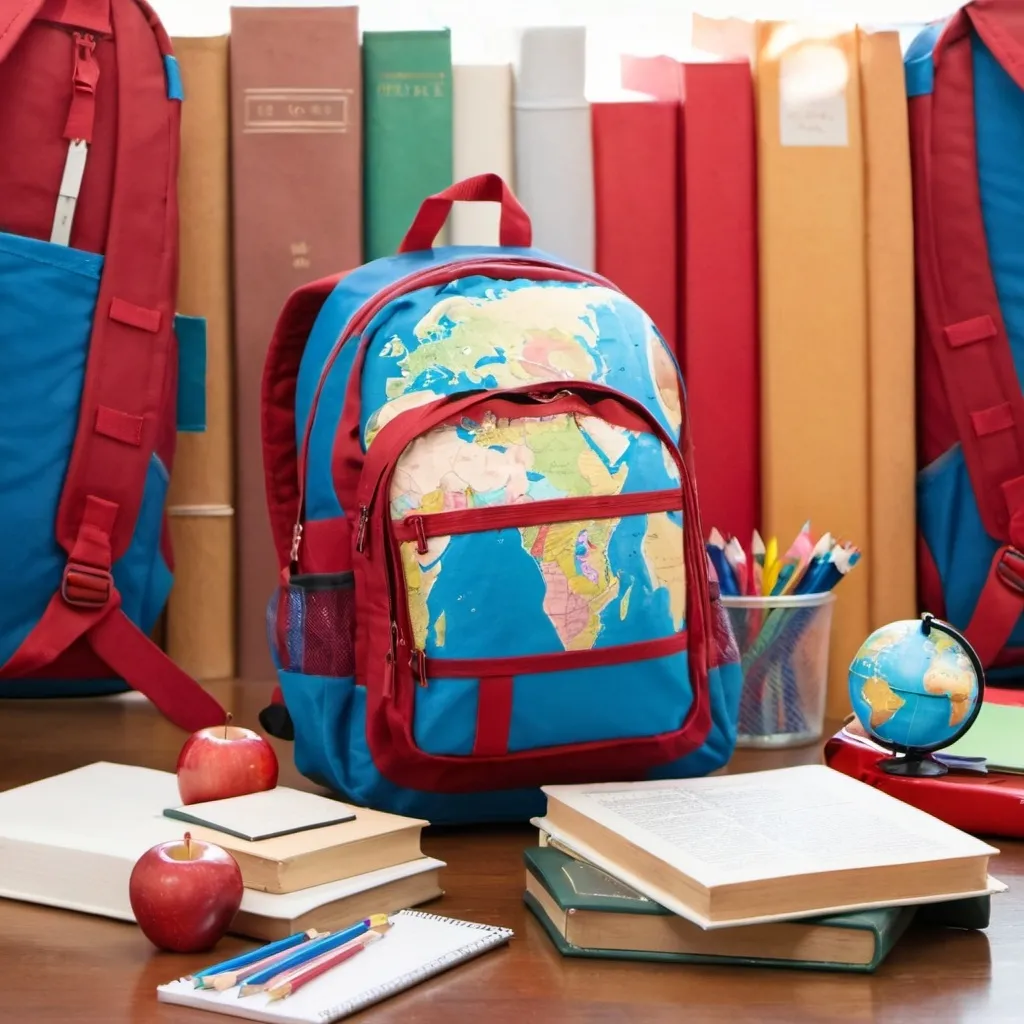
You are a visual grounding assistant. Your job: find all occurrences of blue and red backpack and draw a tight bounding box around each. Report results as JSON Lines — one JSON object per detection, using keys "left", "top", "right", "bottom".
{"left": 0, "top": 0, "right": 223, "bottom": 730}
{"left": 908, "top": 2, "right": 1024, "bottom": 685}
{"left": 260, "top": 174, "right": 743, "bottom": 823}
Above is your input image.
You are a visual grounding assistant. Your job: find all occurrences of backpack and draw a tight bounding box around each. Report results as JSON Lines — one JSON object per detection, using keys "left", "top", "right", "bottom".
{"left": 0, "top": 0, "right": 224, "bottom": 730}
{"left": 908, "top": 2, "right": 1024, "bottom": 684}
{"left": 260, "top": 173, "right": 743, "bottom": 824}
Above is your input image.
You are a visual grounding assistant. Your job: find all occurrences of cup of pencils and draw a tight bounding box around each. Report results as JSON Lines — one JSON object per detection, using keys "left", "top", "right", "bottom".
{"left": 708, "top": 522, "right": 860, "bottom": 749}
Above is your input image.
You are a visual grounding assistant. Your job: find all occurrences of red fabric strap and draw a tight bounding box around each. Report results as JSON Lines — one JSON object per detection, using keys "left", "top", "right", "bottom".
{"left": 964, "top": 546, "right": 1024, "bottom": 667}
{"left": 911, "top": 18, "right": 1024, "bottom": 546}
{"left": 40, "top": 0, "right": 111, "bottom": 33}
{"left": 472, "top": 677, "right": 514, "bottom": 756}
{"left": 397, "top": 174, "right": 532, "bottom": 253}
{"left": 95, "top": 405, "right": 143, "bottom": 445}
{"left": 0, "top": 0, "right": 45, "bottom": 62}
{"left": 63, "top": 29, "right": 101, "bottom": 143}
{"left": 109, "top": 296, "right": 162, "bottom": 332}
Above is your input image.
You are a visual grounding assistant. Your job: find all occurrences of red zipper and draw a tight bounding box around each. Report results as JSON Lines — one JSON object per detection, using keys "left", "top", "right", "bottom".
{"left": 290, "top": 256, "right": 622, "bottom": 568}
{"left": 393, "top": 489, "right": 683, "bottom": 554}
{"left": 354, "top": 382, "right": 705, "bottom": 695}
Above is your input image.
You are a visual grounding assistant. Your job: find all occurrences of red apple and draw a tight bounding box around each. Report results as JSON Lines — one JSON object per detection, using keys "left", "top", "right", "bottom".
{"left": 176, "top": 712, "right": 279, "bottom": 805}
{"left": 129, "top": 832, "right": 243, "bottom": 953}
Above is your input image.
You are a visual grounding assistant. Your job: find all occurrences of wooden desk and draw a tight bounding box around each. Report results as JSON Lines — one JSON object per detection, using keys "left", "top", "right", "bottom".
{"left": 1, "top": 682, "right": 1019, "bottom": 1024}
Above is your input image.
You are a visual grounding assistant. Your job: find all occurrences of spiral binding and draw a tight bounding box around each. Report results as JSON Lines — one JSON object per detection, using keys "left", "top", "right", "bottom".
{"left": 317, "top": 910, "right": 514, "bottom": 1023}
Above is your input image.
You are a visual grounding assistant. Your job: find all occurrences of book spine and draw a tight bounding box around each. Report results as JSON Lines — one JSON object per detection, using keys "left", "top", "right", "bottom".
{"left": 363, "top": 30, "right": 454, "bottom": 260}
{"left": 230, "top": 7, "right": 363, "bottom": 680}
{"left": 513, "top": 26, "right": 595, "bottom": 269}
{"left": 451, "top": 64, "right": 514, "bottom": 245}
{"left": 166, "top": 35, "right": 236, "bottom": 681}
{"left": 592, "top": 100, "right": 678, "bottom": 354}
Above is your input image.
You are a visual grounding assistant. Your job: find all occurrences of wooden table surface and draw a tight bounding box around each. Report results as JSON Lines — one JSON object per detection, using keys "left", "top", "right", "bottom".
{"left": 1, "top": 681, "right": 1019, "bottom": 1024}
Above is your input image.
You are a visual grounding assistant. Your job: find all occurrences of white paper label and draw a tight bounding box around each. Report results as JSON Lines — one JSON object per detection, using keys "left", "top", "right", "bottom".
{"left": 779, "top": 42, "right": 849, "bottom": 147}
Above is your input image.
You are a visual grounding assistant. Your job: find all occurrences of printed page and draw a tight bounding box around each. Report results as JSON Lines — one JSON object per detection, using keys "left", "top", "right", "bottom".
{"left": 544, "top": 765, "right": 998, "bottom": 888}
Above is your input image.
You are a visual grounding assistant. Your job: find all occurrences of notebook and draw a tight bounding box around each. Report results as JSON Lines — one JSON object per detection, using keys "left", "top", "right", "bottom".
{"left": 165, "top": 788, "right": 357, "bottom": 842}
{"left": 943, "top": 702, "right": 1024, "bottom": 773}
{"left": 157, "top": 910, "right": 514, "bottom": 1023}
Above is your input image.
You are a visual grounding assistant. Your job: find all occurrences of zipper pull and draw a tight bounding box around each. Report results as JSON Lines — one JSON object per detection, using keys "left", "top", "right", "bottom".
{"left": 411, "top": 516, "right": 428, "bottom": 555}
{"left": 414, "top": 648, "right": 428, "bottom": 688}
{"left": 289, "top": 523, "right": 303, "bottom": 567}
{"left": 355, "top": 505, "right": 370, "bottom": 553}
{"left": 382, "top": 623, "right": 398, "bottom": 700}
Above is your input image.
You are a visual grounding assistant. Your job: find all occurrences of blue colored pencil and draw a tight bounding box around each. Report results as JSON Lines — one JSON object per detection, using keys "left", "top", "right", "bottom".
{"left": 190, "top": 929, "right": 320, "bottom": 987}
{"left": 238, "top": 915, "right": 389, "bottom": 997}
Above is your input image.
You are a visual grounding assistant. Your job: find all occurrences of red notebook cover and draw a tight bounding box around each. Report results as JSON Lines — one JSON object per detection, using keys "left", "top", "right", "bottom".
{"left": 622, "top": 55, "right": 759, "bottom": 545}
{"left": 824, "top": 721, "right": 1024, "bottom": 839}
{"left": 591, "top": 100, "right": 678, "bottom": 352}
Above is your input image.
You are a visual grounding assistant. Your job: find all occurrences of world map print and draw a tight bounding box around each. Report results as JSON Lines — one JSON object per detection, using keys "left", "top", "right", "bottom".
{"left": 360, "top": 277, "right": 682, "bottom": 450}
{"left": 390, "top": 412, "right": 685, "bottom": 656}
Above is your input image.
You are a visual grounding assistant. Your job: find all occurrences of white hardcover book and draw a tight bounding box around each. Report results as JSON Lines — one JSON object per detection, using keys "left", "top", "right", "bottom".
{"left": 0, "top": 762, "right": 443, "bottom": 935}
{"left": 451, "top": 64, "right": 514, "bottom": 246}
{"left": 512, "top": 26, "right": 595, "bottom": 268}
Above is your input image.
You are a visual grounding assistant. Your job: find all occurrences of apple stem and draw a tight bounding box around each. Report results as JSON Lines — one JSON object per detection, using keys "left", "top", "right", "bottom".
{"left": 185, "top": 831, "right": 192, "bottom": 858}
{"left": 224, "top": 711, "right": 233, "bottom": 739}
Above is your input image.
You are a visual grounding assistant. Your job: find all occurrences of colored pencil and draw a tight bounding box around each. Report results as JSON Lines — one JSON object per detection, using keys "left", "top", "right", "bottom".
{"left": 208, "top": 938, "right": 328, "bottom": 991}
{"left": 267, "top": 929, "right": 386, "bottom": 1002}
{"left": 238, "top": 915, "right": 389, "bottom": 997}
{"left": 190, "top": 929, "right": 320, "bottom": 987}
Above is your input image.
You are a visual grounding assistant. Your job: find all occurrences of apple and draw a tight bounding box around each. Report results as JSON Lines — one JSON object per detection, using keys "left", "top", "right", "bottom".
{"left": 129, "top": 832, "right": 243, "bottom": 953}
{"left": 176, "top": 712, "right": 279, "bottom": 805}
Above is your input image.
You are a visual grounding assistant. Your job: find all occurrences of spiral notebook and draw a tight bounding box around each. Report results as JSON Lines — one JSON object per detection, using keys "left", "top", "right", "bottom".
{"left": 156, "top": 910, "right": 514, "bottom": 1023}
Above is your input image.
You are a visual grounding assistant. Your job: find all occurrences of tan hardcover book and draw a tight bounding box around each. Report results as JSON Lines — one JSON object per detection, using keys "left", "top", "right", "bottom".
{"left": 535, "top": 766, "right": 1001, "bottom": 930}
{"left": 231, "top": 859, "right": 445, "bottom": 942}
{"left": 165, "top": 509, "right": 235, "bottom": 680}
{"left": 167, "top": 35, "right": 236, "bottom": 680}
{"left": 858, "top": 27, "right": 917, "bottom": 630}
{"left": 230, "top": 7, "right": 362, "bottom": 681}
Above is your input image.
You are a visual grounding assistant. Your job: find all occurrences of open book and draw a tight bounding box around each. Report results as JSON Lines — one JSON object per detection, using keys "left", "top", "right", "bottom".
{"left": 535, "top": 765, "right": 1002, "bottom": 929}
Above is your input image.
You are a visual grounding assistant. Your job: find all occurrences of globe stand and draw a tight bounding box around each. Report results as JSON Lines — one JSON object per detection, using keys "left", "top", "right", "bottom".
{"left": 877, "top": 752, "right": 948, "bottom": 777}
{"left": 875, "top": 613, "right": 985, "bottom": 779}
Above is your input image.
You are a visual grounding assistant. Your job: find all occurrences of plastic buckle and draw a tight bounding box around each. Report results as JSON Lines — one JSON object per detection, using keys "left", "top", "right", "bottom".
{"left": 61, "top": 561, "right": 112, "bottom": 608}
{"left": 996, "top": 547, "right": 1024, "bottom": 596}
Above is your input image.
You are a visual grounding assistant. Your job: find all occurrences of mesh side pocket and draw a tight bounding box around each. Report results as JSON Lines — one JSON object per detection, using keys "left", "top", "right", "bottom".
{"left": 266, "top": 572, "right": 356, "bottom": 677}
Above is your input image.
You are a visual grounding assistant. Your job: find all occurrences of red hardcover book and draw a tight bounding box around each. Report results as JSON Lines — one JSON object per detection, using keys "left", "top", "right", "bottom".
{"left": 824, "top": 722, "right": 1024, "bottom": 839}
{"left": 591, "top": 99, "right": 678, "bottom": 352}
{"left": 622, "top": 55, "right": 759, "bottom": 545}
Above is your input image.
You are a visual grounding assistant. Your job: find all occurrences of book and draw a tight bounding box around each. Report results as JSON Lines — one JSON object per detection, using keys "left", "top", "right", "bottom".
{"left": 535, "top": 764, "right": 1002, "bottom": 929}
{"left": 451, "top": 64, "right": 514, "bottom": 245}
{"left": 157, "top": 909, "right": 514, "bottom": 1023}
{"left": 363, "top": 30, "right": 454, "bottom": 260}
{"left": 621, "top": 54, "right": 760, "bottom": 546}
{"left": 231, "top": 858, "right": 445, "bottom": 943}
{"left": 591, "top": 94, "right": 678, "bottom": 352}
{"left": 525, "top": 846, "right": 915, "bottom": 972}
{"left": 512, "top": 26, "right": 594, "bottom": 268}
{"left": 165, "top": 34, "right": 237, "bottom": 682}
{"left": 0, "top": 763, "right": 427, "bottom": 902}
{"left": 164, "top": 788, "right": 359, "bottom": 842}
{"left": 858, "top": 27, "right": 917, "bottom": 631}
{"left": 922, "top": 703, "right": 1024, "bottom": 774}
{"left": 230, "top": 5, "right": 363, "bottom": 681}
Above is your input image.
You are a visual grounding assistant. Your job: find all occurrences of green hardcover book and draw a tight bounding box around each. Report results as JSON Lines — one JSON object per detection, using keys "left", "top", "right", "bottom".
{"left": 524, "top": 846, "right": 986, "bottom": 973}
{"left": 363, "top": 29, "right": 453, "bottom": 260}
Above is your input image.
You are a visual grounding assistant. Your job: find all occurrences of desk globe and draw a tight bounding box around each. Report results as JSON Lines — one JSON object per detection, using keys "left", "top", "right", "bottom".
{"left": 847, "top": 613, "right": 984, "bottom": 777}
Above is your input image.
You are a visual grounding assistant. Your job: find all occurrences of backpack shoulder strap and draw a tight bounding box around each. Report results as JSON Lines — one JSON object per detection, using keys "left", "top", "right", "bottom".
{"left": 911, "top": 8, "right": 1024, "bottom": 663}
{"left": 0, "top": 0, "right": 223, "bottom": 731}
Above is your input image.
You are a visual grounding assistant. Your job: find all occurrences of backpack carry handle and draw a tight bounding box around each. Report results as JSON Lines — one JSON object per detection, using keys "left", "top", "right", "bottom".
{"left": 396, "top": 173, "right": 532, "bottom": 252}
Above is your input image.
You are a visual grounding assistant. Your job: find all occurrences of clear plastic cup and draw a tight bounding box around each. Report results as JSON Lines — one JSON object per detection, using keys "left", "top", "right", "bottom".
{"left": 721, "top": 592, "right": 837, "bottom": 748}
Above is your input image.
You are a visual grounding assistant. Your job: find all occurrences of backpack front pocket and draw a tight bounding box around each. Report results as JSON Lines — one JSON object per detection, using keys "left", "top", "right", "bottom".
{"left": 349, "top": 381, "right": 715, "bottom": 790}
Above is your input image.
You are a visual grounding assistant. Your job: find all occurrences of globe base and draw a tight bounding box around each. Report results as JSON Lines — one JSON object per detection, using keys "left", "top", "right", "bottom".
{"left": 878, "top": 753, "right": 948, "bottom": 777}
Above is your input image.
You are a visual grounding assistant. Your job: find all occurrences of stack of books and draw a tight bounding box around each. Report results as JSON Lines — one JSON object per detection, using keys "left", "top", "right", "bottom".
{"left": 0, "top": 762, "right": 443, "bottom": 941}
{"left": 525, "top": 764, "right": 1002, "bottom": 972}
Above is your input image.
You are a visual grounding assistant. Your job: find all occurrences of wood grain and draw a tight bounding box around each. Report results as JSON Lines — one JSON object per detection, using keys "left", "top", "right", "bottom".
{"left": 0, "top": 681, "right": 1018, "bottom": 1023}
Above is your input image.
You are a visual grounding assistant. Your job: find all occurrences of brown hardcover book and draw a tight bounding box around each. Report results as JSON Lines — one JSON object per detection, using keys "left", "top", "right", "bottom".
{"left": 229, "top": 6, "right": 363, "bottom": 681}
{"left": 167, "top": 35, "right": 236, "bottom": 681}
